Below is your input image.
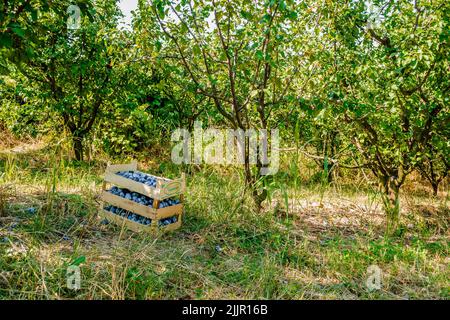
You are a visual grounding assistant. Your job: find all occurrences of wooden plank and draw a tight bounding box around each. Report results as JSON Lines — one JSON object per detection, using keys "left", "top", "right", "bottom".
{"left": 155, "top": 203, "right": 183, "bottom": 219}
{"left": 100, "top": 191, "right": 157, "bottom": 219}
{"left": 99, "top": 209, "right": 148, "bottom": 233}
{"left": 105, "top": 161, "right": 137, "bottom": 173}
{"left": 99, "top": 210, "right": 182, "bottom": 233}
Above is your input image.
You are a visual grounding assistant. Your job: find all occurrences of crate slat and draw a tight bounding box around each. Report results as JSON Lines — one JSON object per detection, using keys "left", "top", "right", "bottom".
{"left": 156, "top": 203, "right": 183, "bottom": 219}
{"left": 99, "top": 209, "right": 148, "bottom": 233}
{"left": 100, "top": 191, "right": 156, "bottom": 219}
{"left": 100, "top": 191, "right": 183, "bottom": 220}
{"left": 99, "top": 209, "right": 182, "bottom": 233}
{"left": 105, "top": 161, "right": 138, "bottom": 173}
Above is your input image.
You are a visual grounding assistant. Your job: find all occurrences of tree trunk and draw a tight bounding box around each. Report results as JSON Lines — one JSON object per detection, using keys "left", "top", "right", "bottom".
{"left": 243, "top": 140, "right": 267, "bottom": 213}
{"left": 380, "top": 177, "right": 401, "bottom": 235}
{"left": 73, "top": 135, "right": 84, "bottom": 161}
{"left": 325, "top": 166, "right": 334, "bottom": 183}
{"left": 431, "top": 182, "right": 439, "bottom": 197}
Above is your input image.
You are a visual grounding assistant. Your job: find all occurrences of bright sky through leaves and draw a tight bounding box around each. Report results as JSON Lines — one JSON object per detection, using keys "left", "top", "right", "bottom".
{"left": 118, "top": 0, "right": 138, "bottom": 29}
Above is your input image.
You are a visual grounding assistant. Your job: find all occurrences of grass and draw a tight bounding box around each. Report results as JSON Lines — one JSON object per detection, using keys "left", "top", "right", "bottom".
{"left": 0, "top": 142, "right": 448, "bottom": 300}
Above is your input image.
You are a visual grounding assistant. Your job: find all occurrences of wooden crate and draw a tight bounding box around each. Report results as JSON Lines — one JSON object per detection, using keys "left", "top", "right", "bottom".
{"left": 99, "top": 161, "right": 185, "bottom": 233}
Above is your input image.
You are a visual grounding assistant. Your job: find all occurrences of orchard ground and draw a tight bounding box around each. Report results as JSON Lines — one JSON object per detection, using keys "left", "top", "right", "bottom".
{"left": 0, "top": 137, "right": 448, "bottom": 299}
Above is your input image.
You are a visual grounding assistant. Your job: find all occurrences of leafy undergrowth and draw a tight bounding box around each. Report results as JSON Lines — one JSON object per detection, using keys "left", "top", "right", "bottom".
{"left": 0, "top": 150, "right": 448, "bottom": 300}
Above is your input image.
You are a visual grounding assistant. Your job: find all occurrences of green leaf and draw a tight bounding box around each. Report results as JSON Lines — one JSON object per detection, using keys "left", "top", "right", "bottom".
{"left": 256, "top": 50, "right": 264, "bottom": 60}
{"left": 240, "top": 10, "right": 252, "bottom": 20}
{"left": 193, "top": 44, "right": 201, "bottom": 56}
{"left": 287, "top": 10, "right": 298, "bottom": 20}
{"left": 11, "top": 27, "right": 26, "bottom": 38}
{"left": 262, "top": 14, "right": 271, "bottom": 23}
{"left": 70, "top": 256, "right": 86, "bottom": 266}
{"left": 155, "top": 40, "right": 162, "bottom": 51}
{"left": 0, "top": 33, "right": 13, "bottom": 48}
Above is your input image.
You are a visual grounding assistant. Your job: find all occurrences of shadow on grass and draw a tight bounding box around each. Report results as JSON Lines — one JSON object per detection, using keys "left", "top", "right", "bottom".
{"left": 0, "top": 190, "right": 100, "bottom": 243}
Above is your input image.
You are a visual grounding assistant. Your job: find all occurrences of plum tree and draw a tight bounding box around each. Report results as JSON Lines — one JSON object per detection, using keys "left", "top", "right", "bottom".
{"left": 3, "top": 0, "right": 124, "bottom": 160}
{"left": 139, "top": 0, "right": 300, "bottom": 210}
{"left": 310, "top": 0, "right": 449, "bottom": 233}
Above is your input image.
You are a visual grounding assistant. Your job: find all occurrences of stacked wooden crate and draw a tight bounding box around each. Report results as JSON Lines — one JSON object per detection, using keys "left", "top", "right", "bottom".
{"left": 99, "top": 161, "right": 185, "bottom": 232}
